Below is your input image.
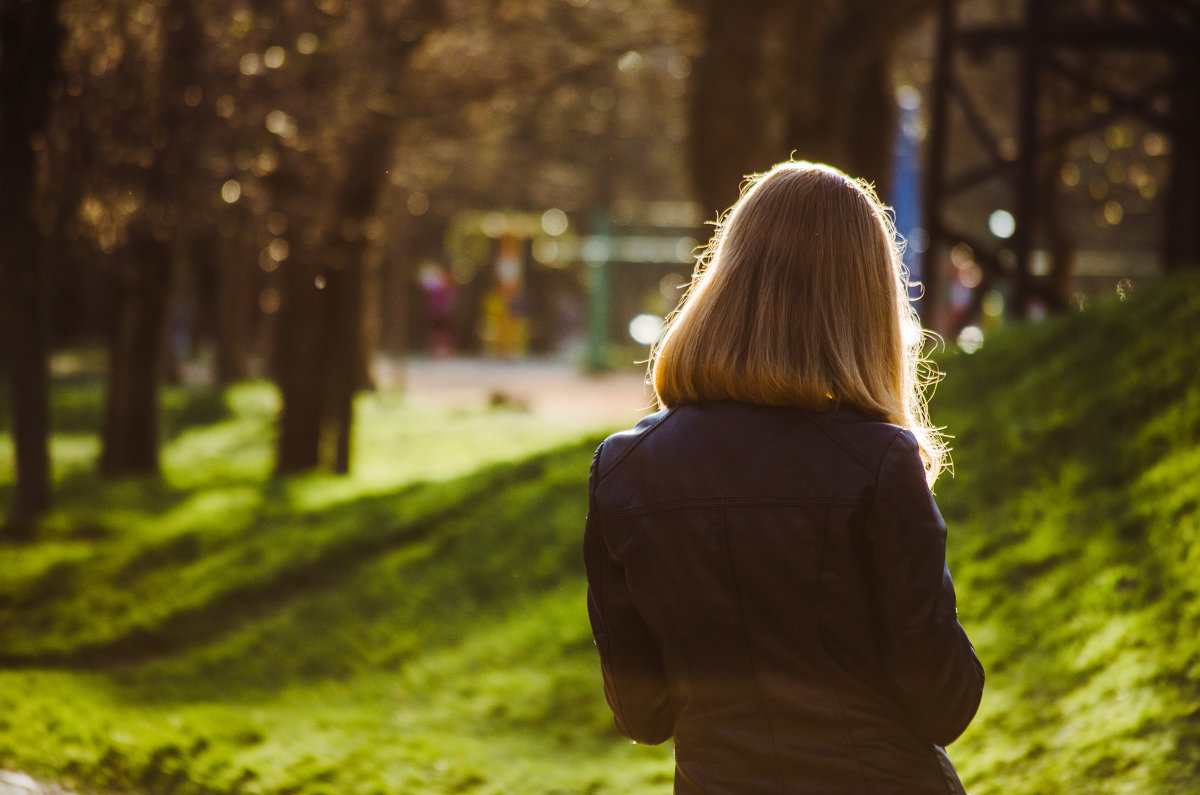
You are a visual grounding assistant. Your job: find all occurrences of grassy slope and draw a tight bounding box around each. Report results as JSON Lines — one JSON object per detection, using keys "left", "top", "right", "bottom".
{"left": 934, "top": 272, "right": 1200, "bottom": 793}
{"left": 1, "top": 272, "right": 1198, "bottom": 793}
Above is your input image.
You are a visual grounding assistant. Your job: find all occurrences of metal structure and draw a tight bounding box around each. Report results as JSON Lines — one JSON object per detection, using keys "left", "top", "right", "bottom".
{"left": 922, "top": 0, "right": 1200, "bottom": 333}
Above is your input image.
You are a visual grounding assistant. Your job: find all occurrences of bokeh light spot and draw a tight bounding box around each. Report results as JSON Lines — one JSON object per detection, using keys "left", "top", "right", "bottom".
{"left": 667, "top": 54, "right": 691, "bottom": 79}
{"left": 957, "top": 325, "right": 984, "bottom": 354}
{"left": 629, "top": 314, "right": 664, "bottom": 346}
{"left": 618, "top": 51, "right": 642, "bottom": 72}
{"left": 982, "top": 290, "right": 1005, "bottom": 318}
{"left": 239, "top": 53, "right": 262, "bottom": 76}
{"left": 988, "top": 210, "right": 1015, "bottom": 239}
{"left": 296, "top": 33, "right": 319, "bottom": 54}
{"left": 265, "top": 110, "right": 298, "bottom": 139}
{"left": 541, "top": 208, "right": 568, "bottom": 236}
{"left": 407, "top": 191, "right": 430, "bottom": 216}
{"left": 958, "top": 263, "right": 983, "bottom": 289}
{"left": 1060, "top": 162, "right": 1080, "bottom": 187}
{"left": 268, "top": 238, "right": 289, "bottom": 262}
{"left": 659, "top": 273, "right": 685, "bottom": 302}
{"left": 532, "top": 238, "right": 560, "bottom": 265}
{"left": 1103, "top": 200, "right": 1124, "bottom": 225}
{"left": 259, "top": 288, "right": 281, "bottom": 314}
{"left": 950, "top": 242, "right": 974, "bottom": 268}
{"left": 221, "top": 180, "right": 242, "bottom": 204}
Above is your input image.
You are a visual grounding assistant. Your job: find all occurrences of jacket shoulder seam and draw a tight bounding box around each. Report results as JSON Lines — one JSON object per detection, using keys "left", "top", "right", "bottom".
{"left": 872, "top": 427, "right": 911, "bottom": 482}
{"left": 807, "top": 417, "right": 905, "bottom": 482}
{"left": 596, "top": 407, "right": 678, "bottom": 485}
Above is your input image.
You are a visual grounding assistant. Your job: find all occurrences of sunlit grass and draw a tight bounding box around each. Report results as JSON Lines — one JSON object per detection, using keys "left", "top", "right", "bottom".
{"left": 935, "top": 272, "right": 1200, "bottom": 794}
{"left": 0, "top": 373, "right": 672, "bottom": 793}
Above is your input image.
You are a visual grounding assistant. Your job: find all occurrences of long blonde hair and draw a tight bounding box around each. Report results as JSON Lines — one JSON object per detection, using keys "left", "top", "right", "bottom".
{"left": 651, "top": 161, "right": 948, "bottom": 484}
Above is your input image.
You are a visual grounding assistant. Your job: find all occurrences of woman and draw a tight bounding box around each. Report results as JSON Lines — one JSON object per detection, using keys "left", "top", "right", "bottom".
{"left": 584, "top": 161, "right": 984, "bottom": 793}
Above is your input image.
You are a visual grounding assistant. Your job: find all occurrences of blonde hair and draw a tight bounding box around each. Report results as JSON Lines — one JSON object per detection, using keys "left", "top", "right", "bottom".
{"left": 651, "top": 161, "right": 949, "bottom": 484}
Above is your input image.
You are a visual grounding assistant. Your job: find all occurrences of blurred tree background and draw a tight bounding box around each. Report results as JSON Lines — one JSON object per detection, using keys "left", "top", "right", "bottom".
{"left": 2, "top": 0, "right": 1196, "bottom": 524}
{"left": 6, "top": 0, "right": 948, "bottom": 527}
{"left": 2, "top": 0, "right": 701, "bottom": 528}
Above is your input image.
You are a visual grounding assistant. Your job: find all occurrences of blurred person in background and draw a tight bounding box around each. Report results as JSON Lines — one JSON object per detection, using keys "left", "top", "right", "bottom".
{"left": 419, "top": 262, "right": 456, "bottom": 358}
{"left": 584, "top": 161, "right": 984, "bottom": 794}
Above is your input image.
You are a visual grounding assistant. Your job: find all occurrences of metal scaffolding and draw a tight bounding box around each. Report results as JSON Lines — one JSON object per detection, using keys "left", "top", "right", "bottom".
{"left": 922, "top": 0, "right": 1200, "bottom": 333}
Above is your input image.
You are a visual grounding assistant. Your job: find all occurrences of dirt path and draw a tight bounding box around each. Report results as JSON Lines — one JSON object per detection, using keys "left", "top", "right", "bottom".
{"left": 377, "top": 356, "right": 656, "bottom": 428}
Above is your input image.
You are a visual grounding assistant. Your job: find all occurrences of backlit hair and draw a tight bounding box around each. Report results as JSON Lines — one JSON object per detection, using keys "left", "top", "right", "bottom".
{"left": 651, "top": 161, "right": 949, "bottom": 484}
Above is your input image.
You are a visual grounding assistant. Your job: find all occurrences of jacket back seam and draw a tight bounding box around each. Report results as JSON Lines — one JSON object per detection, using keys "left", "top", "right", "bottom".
{"left": 718, "top": 503, "right": 786, "bottom": 793}
{"left": 815, "top": 503, "right": 873, "bottom": 790}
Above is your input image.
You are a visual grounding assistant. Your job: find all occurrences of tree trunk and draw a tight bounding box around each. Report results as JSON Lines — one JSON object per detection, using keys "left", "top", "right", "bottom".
{"left": 274, "top": 244, "right": 365, "bottom": 475}
{"left": 271, "top": 0, "right": 441, "bottom": 474}
{"left": 687, "top": 0, "right": 934, "bottom": 219}
{"left": 275, "top": 124, "right": 385, "bottom": 475}
{"left": 214, "top": 241, "right": 256, "bottom": 383}
{"left": 98, "top": 0, "right": 202, "bottom": 475}
{"left": 323, "top": 245, "right": 364, "bottom": 474}
{"left": 0, "top": 181, "right": 52, "bottom": 532}
{"left": 687, "top": 0, "right": 778, "bottom": 218}
{"left": 780, "top": 12, "right": 898, "bottom": 197}
{"left": 274, "top": 246, "right": 326, "bottom": 473}
{"left": 100, "top": 230, "right": 170, "bottom": 475}
{"left": 1164, "top": 50, "right": 1200, "bottom": 271}
{"left": 0, "top": 0, "right": 64, "bottom": 534}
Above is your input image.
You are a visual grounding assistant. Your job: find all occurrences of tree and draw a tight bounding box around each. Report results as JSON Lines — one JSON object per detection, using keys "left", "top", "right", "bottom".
{"left": 97, "top": 0, "right": 205, "bottom": 475}
{"left": 0, "top": 0, "right": 64, "bottom": 533}
{"left": 270, "top": 0, "right": 443, "bottom": 474}
{"left": 686, "top": 0, "right": 935, "bottom": 217}
{"left": 25, "top": 0, "right": 700, "bottom": 485}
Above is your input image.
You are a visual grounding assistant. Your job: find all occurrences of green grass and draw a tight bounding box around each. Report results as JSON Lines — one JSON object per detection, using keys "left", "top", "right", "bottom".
{"left": 0, "top": 447, "right": 672, "bottom": 793}
{"left": 932, "top": 272, "right": 1200, "bottom": 793}
{"left": 2, "top": 271, "right": 1200, "bottom": 793}
{"left": 0, "top": 381, "right": 671, "bottom": 793}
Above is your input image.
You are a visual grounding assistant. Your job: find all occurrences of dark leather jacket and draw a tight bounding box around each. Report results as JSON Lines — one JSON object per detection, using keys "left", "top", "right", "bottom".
{"left": 584, "top": 402, "right": 984, "bottom": 794}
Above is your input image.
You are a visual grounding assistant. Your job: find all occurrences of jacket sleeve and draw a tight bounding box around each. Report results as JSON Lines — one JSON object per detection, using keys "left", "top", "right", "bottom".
{"left": 866, "top": 430, "right": 984, "bottom": 746}
{"left": 583, "top": 443, "right": 674, "bottom": 745}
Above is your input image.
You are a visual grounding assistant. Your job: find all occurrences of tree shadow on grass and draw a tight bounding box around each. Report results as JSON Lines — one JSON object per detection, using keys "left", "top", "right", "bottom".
{"left": 0, "top": 372, "right": 235, "bottom": 441}
{"left": 0, "top": 440, "right": 599, "bottom": 702}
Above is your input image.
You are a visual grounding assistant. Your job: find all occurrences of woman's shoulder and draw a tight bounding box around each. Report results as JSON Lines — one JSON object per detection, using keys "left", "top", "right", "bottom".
{"left": 597, "top": 401, "right": 907, "bottom": 481}
{"left": 595, "top": 406, "right": 678, "bottom": 483}
{"left": 809, "top": 406, "right": 914, "bottom": 474}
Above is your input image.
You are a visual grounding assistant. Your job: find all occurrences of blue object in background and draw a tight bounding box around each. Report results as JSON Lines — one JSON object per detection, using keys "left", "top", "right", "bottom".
{"left": 890, "top": 85, "right": 924, "bottom": 307}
